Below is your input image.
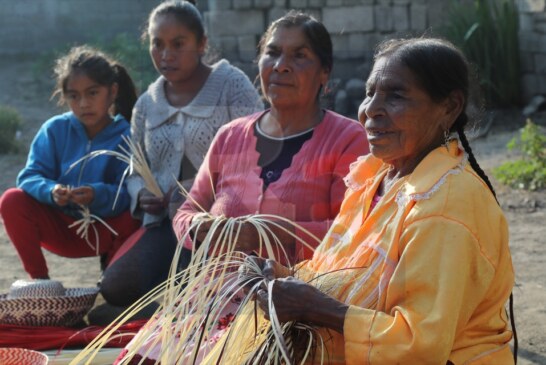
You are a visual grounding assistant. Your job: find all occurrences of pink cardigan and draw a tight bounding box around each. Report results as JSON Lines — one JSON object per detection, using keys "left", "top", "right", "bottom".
{"left": 173, "top": 109, "right": 368, "bottom": 262}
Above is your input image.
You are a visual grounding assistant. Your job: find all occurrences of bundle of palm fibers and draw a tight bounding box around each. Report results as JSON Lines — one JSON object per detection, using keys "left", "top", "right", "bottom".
{"left": 68, "top": 204, "right": 118, "bottom": 255}
{"left": 202, "top": 262, "right": 343, "bottom": 365}
{"left": 69, "top": 209, "right": 322, "bottom": 365}
{"left": 68, "top": 135, "right": 163, "bottom": 206}
{"left": 66, "top": 135, "right": 162, "bottom": 255}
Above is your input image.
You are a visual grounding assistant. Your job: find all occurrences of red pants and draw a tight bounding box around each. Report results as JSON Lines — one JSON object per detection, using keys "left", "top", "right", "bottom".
{"left": 0, "top": 188, "right": 141, "bottom": 278}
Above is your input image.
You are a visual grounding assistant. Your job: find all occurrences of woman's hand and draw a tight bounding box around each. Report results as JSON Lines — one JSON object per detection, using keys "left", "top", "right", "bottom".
{"left": 138, "top": 188, "right": 168, "bottom": 215}
{"left": 233, "top": 222, "right": 260, "bottom": 251}
{"left": 191, "top": 217, "right": 221, "bottom": 244}
{"left": 238, "top": 257, "right": 290, "bottom": 288}
{"left": 52, "top": 184, "right": 71, "bottom": 206}
{"left": 69, "top": 186, "right": 94, "bottom": 206}
{"left": 191, "top": 218, "right": 294, "bottom": 256}
{"left": 255, "top": 275, "right": 349, "bottom": 334}
{"left": 191, "top": 219, "right": 260, "bottom": 252}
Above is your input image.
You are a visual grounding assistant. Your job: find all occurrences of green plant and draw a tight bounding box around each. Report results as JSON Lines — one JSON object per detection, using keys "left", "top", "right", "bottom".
{"left": 493, "top": 119, "right": 546, "bottom": 190}
{"left": 441, "top": 0, "right": 520, "bottom": 108}
{"left": 0, "top": 105, "right": 23, "bottom": 154}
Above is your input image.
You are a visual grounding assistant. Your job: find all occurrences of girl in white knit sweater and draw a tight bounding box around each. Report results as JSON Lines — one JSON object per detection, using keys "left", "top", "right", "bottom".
{"left": 93, "top": 0, "right": 263, "bottom": 323}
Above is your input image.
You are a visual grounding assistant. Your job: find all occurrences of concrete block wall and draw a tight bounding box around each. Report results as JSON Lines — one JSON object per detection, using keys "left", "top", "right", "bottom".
{"left": 0, "top": 0, "right": 543, "bottom": 108}
{"left": 0, "top": 0, "right": 162, "bottom": 56}
{"left": 517, "top": 0, "right": 546, "bottom": 101}
{"left": 203, "top": 0, "right": 447, "bottom": 116}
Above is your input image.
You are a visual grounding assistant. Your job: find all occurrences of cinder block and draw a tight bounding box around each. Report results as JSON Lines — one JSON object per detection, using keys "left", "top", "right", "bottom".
{"left": 290, "top": 0, "right": 308, "bottom": 7}
{"left": 217, "top": 36, "right": 239, "bottom": 56}
{"left": 323, "top": 6, "right": 374, "bottom": 33}
{"left": 254, "top": 0, "right": 274, "bottom": 8}
{"left": 375, "top": 5, "right": 393, "bottom": 32}
{"left": 206, "top": 10, "right": 265, "bottom": 37}
{"left": 233, "top": 0, "right": 253, "bottom": 9}
{"left": 308, "top": 0, "right": 326, "bottom": 6}
{"left": 268, "top": 7, "right": 289, "bottom": 25}
{"left": 516, "top": 0, "right": 545, "bottom": 13}
{"left": 519, "top": 32, "right": 537, "bottom": 51}
{"left": 532, "top": 12, "right": 546, "bottom": 33}
{"left": 534, "top": 54, "right": 546, "bottom": 74}
{"left": 521, "top": 73, "right": 539, "bottom": 100}
{"left": 238, "top": 34, "right": 258, "bottom": 62}
{"left": 344, "top": 0, "right": 372, "bottom": 5}
{"left": 331, "top": 34, "right": 351, "bottom": 59}
{"left": 520, "top": 52, "right": 535, "bottom": 73}
{"left": 208, "top": 0, "right": 233, "bottom": 11}
{"left": 348, "top": 33, "right": 367, "bottom": 58}
{"left": 393, "top": 4, "right": 409, "bottom": 31}
{"left": 410, "top": 3, "right": 427, "bottom": 31}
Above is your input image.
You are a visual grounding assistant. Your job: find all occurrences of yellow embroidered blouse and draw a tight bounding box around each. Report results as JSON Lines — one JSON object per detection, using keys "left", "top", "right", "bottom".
{"left": 205, "top": 141, "right": 515, "bottom": 365}
{"left": 303, "top": 141, "right": 515, "bottom": 364}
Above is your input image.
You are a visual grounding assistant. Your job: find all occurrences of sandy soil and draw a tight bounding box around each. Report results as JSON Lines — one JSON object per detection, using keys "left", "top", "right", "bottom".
{"left": 0, "top": 56, "right": 544, "bottom": 364}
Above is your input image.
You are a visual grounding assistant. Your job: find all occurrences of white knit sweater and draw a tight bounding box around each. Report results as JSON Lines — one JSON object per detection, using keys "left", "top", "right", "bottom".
{"left": 127, "top": 59, "right": 263, "bottom": 227}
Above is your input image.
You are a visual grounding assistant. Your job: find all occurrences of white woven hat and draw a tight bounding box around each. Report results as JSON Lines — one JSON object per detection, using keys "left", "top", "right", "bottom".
{"left": 0, "top": 347, "right": 48, "bottom": 365}
{"left": 0, "top": 279, "right": 99, "bottom": 327}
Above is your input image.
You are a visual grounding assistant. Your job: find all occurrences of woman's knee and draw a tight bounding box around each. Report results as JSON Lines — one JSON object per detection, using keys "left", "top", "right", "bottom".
{"left": 0, "top": 188, "right": 27, "bottom": 216}
{"left": 100, "top": 266, "right": 145, "bottom": 306}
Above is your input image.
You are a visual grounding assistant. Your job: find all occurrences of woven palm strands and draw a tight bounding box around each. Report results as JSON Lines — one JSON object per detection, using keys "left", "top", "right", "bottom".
{"left": 0, "top": 347, "right": 48, "bottom": 365}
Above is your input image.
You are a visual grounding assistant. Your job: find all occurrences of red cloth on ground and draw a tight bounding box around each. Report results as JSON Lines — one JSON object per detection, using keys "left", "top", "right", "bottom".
{"left": 0, "top": 188, "right": 141, "bottom": 278}
{"left": 0, "top": 320, "right": 147, "bottom": 350}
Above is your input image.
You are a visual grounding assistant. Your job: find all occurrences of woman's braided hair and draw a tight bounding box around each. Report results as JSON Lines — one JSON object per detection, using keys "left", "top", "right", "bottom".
{"left": 374, "top": 37, "right": 518, "bottom": 362}
{"left": 374, "top": 37, "right": 496, "bottom": 199}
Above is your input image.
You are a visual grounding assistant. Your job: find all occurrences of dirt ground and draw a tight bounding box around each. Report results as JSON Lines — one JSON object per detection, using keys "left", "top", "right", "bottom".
{"left": 0, "top": 55, "right": 545, "bottom": 364}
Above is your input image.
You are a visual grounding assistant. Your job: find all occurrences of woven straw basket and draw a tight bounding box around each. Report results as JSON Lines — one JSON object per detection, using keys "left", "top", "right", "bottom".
{"left": 0, "top": 347, "right": 48, "bottom": 365}
{"left": 0, "top": 279, "right": 99, "bottom": 327}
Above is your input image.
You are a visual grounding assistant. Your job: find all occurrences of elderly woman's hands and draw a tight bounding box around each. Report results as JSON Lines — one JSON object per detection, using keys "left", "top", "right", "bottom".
{"left": 253, "top": 266, "right": 349, "bottom": 333}
{"left": 238, "top": 257, "right": 291, "bottom": 286}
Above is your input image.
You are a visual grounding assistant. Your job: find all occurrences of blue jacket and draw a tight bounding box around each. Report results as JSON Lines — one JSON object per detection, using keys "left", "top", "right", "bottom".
{"left": 17, "top": 112, "right": 131, "bottom": 218}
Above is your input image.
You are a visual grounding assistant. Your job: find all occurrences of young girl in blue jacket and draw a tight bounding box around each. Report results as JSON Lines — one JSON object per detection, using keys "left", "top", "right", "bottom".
{"left": 0, "top": 45, "right": 141, "bottom": 280}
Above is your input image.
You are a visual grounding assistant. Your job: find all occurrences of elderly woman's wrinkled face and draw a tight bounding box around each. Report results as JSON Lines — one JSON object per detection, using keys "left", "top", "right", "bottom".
{"left": 258, "top": 26, "right": 329, "bottom": 109}
{"left": 358, "top": 57, "right": 451, "bottom": 170}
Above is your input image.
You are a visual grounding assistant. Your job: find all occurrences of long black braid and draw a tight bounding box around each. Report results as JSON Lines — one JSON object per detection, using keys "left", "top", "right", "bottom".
{"left": 451, "top": 114, "right": 497, "bottom": 201}
{"left": 452, "top": 113, "right": 519, "bottom": 363}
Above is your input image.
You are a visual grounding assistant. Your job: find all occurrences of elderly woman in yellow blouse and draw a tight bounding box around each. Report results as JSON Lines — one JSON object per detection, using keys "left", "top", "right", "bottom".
{"left": 207, "top": 37, "right": 516, "bottom": 365}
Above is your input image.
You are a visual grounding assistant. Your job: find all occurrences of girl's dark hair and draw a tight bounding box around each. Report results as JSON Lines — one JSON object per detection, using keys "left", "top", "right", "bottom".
{"left": 143, "top": 0, "right": 204, "bottom": 43}
{"left": 374, "top": 37, "right": 496, "bottom": 199}
{"left": 52, "top": 45, "right": 137, "bottom": 121}
{"left": 257, "top": 10, "right": 333, "bottom": 74}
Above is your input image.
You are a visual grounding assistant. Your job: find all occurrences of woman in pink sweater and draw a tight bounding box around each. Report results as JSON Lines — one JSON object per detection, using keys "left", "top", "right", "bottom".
{"left": 113, "top": 11, "right": 368, "bottom": 364}
{"left": 173, "top": 11, "right": 368, "bottom": 265}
